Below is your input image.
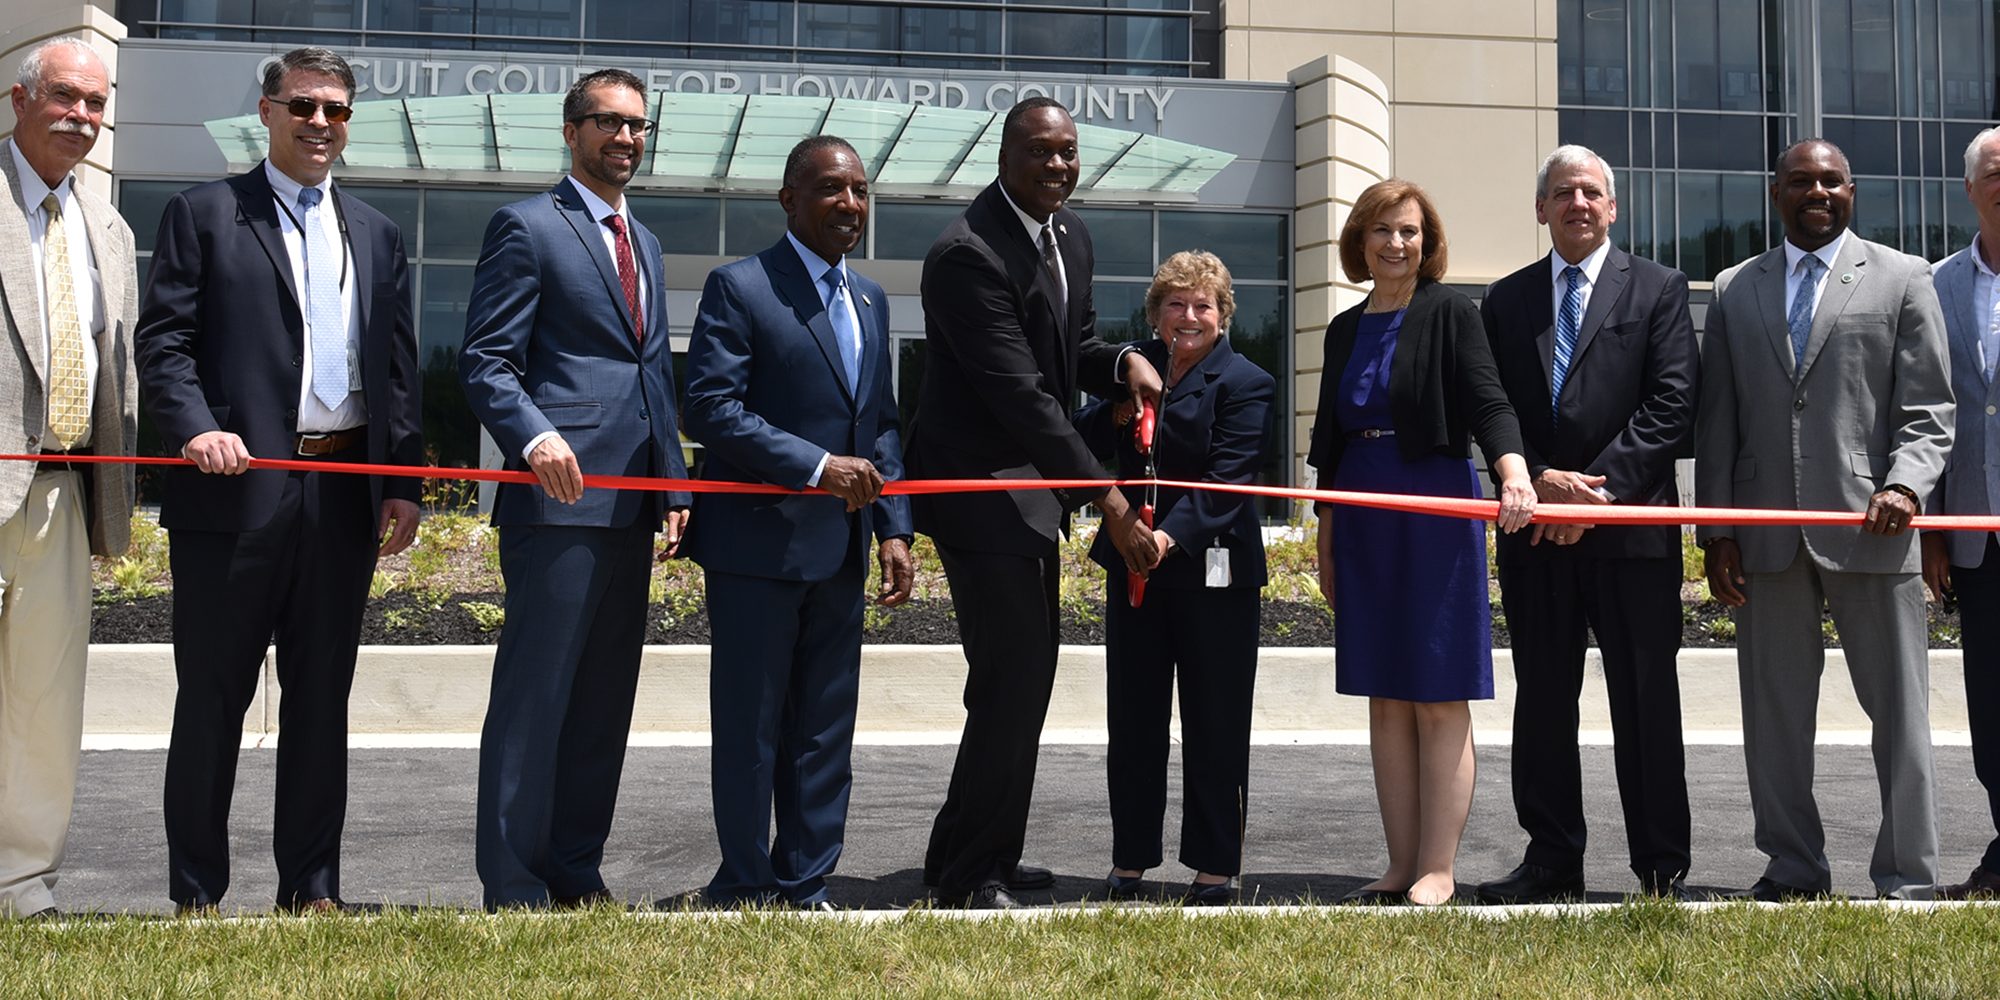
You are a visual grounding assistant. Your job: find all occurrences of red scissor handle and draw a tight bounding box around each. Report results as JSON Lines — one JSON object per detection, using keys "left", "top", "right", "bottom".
{"left": 1128, "top": 398, "right": 1158, "bottom": 608}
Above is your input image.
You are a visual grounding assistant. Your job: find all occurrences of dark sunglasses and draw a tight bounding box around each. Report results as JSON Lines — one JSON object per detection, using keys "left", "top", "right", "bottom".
{"left": 281, "top": 97, "right": 353, "bottom": 123}
{"left": 572, "top": 112, "right": 658, "bottom": 137}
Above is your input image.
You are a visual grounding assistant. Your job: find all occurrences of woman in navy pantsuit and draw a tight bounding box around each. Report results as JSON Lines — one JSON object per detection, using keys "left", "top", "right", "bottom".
{"left": 1076, "top": 251, "right": 1274, "bottom": 906}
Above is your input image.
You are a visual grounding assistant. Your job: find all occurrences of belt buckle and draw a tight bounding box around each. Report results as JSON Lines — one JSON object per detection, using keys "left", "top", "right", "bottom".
{"left": 296, "top": 433, "right": 331, "bottom": 457}
{"left": 1360, "top": 428, "right": 1385, "bottom": 439}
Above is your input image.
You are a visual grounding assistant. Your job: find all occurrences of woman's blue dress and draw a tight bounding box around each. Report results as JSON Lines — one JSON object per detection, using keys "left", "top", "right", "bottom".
{"left": 1330, "top": 308, "right": 1494, "bottom": 702}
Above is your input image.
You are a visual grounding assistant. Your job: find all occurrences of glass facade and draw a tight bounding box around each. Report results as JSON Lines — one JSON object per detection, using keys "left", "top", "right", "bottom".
{"left": 119, "top": 0, "right": 1218, "bottom": 77}
{"left": 117, "top": 181, "right": 1291, "bottom": 505}
{"left": 1558, "top": 0, "right": 1985, "bottom": 278}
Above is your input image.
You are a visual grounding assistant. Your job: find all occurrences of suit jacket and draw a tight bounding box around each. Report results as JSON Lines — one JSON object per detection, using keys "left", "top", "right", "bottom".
{"left": 1306, "top": 279, "right": 1524, "bottom": 484}
{"left": 1926, "top": 246, "right": 2000, "bottom": 566}
{"left": 1482, "top": 246, "right": 1698, "bottom": 562}
{"left": 136, "top": 163, "right": 421, "bottom": 533}
{"left": 458, "top": 178, "right": 690, "bottom": 529}
{"left": 0, "top": 143, "right": 136, "bottom": 557}
{"left": 905, "top": 182, "right": 1125, "bottom": 556}
{"left": 1695, "top": 233, "right": 1954, "bottom": 574}
{"left": 680, "top": 239, "right": 912, "bottom": 580}
{"left": 1075, "top": 336, "right": 1272, "bottom": 590}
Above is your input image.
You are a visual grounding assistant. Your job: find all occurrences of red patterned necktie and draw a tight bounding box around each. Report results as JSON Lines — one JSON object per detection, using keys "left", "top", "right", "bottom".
{"left": 605, "top": 213, "right": 643, "bottom": 342}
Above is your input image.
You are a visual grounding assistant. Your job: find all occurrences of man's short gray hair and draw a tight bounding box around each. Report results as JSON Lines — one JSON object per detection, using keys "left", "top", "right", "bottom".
{"left": 1536, "top": 144, "right": 1617, "bottom": 202}
{"left": 1965, "top": 127, "right": 2000, "bottom": 183}
{"left": 15, "top": 36, "right": 100, "bottom": 95}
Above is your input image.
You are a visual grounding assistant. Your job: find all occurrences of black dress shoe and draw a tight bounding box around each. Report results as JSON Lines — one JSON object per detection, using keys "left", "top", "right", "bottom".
{"left": 1474, "top": 862, "right": 1585, "bottom": 905}
{"left": 1637, "top": 871, "right": 1692, "bottom": 902}
{"left": 174, "top": 900, "right": 218, "bottom": 918}
{"left": 924, "top": 864, "right": 1054, "bottom": 892}
{"left": 1938, "top": 866, "right": 2000, "bottom": 901}
{"left": 551, "top": 888, "right": 615, "bottom": 910}
{"left": 946, "top": 883, "right": 1026, "bottom": 910}
{"left": 20, "top": 906, "right": 60, "bottom": 921}
{"left": 280, "top": 897, "right": 380, "bottom": 915}
{"left": 1104, "top": 871, "right": 1147, "bottom": 900}
{"left": 1724, "top": 877, "right": 1819, "bottom": 903}
{"left": 1337, "top": 887, "right": 1408, "bottom": 906}
{"left": 1182, "top": 880, "right": 1234, "bottom": 907}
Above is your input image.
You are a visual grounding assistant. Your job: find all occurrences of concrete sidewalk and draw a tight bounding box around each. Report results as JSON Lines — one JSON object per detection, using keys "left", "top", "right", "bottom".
{"left": 81, "top": 644, "right": 1973, "bottom": 742}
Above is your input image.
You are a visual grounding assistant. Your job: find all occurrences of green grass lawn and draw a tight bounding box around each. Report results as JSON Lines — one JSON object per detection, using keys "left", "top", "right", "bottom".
{"left": 4, "top": 902, "right": 1994, "bottom": 999}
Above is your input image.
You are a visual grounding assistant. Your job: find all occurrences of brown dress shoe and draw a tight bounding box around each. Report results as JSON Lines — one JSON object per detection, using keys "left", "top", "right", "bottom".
{"left": 1937, "top": 867, "right": 2000, "bottom": 901}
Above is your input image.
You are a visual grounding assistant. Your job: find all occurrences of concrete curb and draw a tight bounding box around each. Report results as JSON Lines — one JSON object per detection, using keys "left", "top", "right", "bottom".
{"left": 82, "top": 645, "right": 1971, "bottom": 738}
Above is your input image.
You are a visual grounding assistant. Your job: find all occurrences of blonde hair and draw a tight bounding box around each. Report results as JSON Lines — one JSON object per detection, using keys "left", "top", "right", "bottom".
{"left": 1144, "top": 250, "right": 1236, "bottom": 332}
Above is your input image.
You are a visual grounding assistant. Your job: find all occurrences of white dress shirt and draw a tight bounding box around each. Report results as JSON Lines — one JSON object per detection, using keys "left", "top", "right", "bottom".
{"left": 1547, "top": 238, "right": 1612, "bottom": 335}
{"left": 263, "top": 159, "right": 366, "bottom": 433}
{"left": 1970, "top": 234, "right": 2000, "bottom": 382}
{"left": 10, "top": 139, "right": 101, "bottom": 445}
{"left": 785, "top": 230, "right": 859, "bottom": 488}
{"left": 1783, "top": 230, "right": 1848, "bottom": 326}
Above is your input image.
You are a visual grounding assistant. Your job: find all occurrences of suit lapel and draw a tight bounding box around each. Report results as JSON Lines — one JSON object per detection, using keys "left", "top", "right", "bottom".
{"left": 235, "top": 166, "right": 302, "bottom": 314}
{"left": 1530, "top": 269, "right": 1557, "bottom": 402}
{"left": 0, "top": 148, "right": 47, "bottom": 389}
{"left": 554, "top": 178, "right": 639, "bottom": 348}
{"left": 1167, "top": 334, "right": 1230, "bottom": 406}
{"left": 1800, "top": 237, "right": 1867, "bottom": 376}
{"left": 766, "top": 240, "right": 856, "bottom": 407}
{"left": 335, "top": 185, "right": 374, "bottom": 343}
{"left": 853, "top": 276, "right": 883, "bottom": 410}
{"left": 1944, "top": 253, "right": 1988, "bottom": 384}
{"left": 74, "top": 190, "right": 120, "bottom": 364}
{"left": 1750, "top": 248, "right": 1794, "bottom": 376}
{"left": 1567, "top": 248, "right": 1629, "bottom": 372}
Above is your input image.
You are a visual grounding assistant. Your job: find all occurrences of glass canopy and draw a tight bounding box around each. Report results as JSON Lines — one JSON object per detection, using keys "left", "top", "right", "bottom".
{"left": 206, "top": 91, "right": 1235, "bottom": 198}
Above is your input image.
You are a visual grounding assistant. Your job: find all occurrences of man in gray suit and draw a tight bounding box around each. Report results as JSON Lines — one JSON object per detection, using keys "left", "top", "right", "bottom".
{"left": 1697, "top": 138, "right": 1953, "bottom": 901}
{"left": 0, "top": 36, "right": 137, "bottom": 919}
{"left": 1921, "top": 126, "right": 2000, "bottom": 900}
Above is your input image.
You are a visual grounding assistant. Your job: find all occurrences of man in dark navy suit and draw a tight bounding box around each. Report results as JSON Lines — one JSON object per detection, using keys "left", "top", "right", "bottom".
{"left": 458, "top": 68, "right": 691, "bottom": 910}
{"left": 681, "top": 136, "right": 914, "bottom": 909}
{"left": 906, "top": 97, "right": 1163, "bottom": 909}
{"left": 137, "top": 47, "right": 423, "bottom": 913}
{"left": 1474, "top": 144, "right": 1698, "bottom": 903}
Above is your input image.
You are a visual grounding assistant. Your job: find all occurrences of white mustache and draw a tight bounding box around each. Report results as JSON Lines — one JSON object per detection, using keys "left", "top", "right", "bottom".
{"left": 49, "top": 119, "right": 96, "bottom": 140}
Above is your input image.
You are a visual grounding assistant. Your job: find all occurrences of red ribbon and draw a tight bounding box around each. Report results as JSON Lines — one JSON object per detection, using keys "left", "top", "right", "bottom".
{"left": 12, "top": 453, "right": 1997, "bottom": 531}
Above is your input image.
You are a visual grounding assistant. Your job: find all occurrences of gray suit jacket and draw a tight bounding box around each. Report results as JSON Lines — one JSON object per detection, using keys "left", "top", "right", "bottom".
{"left": 0, "top": 142, "right": 136, "bottom": 557}
{"left": 1695, "top": 233, "right": 1953, "bottom": 575}
{"left": 1929, "top": 245, "right": 2000, "bottom": 566}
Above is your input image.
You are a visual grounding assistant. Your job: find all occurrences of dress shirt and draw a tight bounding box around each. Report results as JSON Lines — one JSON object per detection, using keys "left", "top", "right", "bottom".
{"left": 10, "top": 139, "right": 101, "bottom": 444}
{"left": 1971, "top": 234, "right": 2000, "bottom": 382}
{"left": 1783, "top": 230, "right": 1848, "bottom": 328}
{"left": 784, "top": 230, "right": 861, "bottom": 488}
{"left": 263, "top": 159, "right": 365, "bottom": 434}
{"left": 1547, "top": 238, "right": 1612, "bottom": 336}
{"left": 523, "top": 177, "right": 648, "bottom": 460}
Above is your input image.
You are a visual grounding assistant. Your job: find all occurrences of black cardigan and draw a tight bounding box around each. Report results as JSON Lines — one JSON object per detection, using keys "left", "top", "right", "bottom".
{"left": 1306, "top": 279, "right": 1524, "bottom": 487}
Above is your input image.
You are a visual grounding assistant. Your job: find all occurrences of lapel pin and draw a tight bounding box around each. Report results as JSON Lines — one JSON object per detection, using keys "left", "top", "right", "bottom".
{"left": 861, "top": 293, "right": 871, "bottom": 306}
{"left": 1841, "top": 273, "right": 1854, "bottom": 283}
{"left": 1059, "top": 223, "right": 1068, "bottom": 235}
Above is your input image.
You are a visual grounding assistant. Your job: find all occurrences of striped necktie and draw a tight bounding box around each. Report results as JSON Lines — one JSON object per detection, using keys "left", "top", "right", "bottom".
{"left": 1550, "top": 264, "right": 1583, "bottom": 427}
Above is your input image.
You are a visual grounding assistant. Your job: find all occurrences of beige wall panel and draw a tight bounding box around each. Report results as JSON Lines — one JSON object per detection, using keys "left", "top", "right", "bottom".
{"left": 1331, "top": 159, "right": 1388, "bottom": 206}
{"left": 1392, "top": 0, "right": 1540, "bottom": 40}
{"left": 1297, "top": 202, "right": 1339, "bottom": 248}
{"left": 1392, "top": 105, "right": 1547, "bottom": 282}
{"left": 1293, "top": 325, "right": 1324, "bottom": 373}
{"left": 1295, "top": 284, "right": 1335, "bottom": 330}
{"left": 1296, "top": 118, "right": 1331, "bottom": 163}
{"left": 1294, "top": 159, "right": 1331, "bottom": 212}
{"left": 1322, "top": 35, "right": 1395, "bottom": 87}
{"left": 1296, "top": 243, "right": 1333, "bottom": 287}
{"left": 1294, "top": 73, "right": 1329, "bottom": 122}
{"left": 1240, "top": 0, "right": 1393, "bottom": 34}
{"left": 1330, "top": 75, "right": 1391, "bottom": 139}
{"left": 1392, "top": 36, "right": 1539, "bottom": 107}
{"left": 1330, "top": 118, "right": 1389, "bottom": 167}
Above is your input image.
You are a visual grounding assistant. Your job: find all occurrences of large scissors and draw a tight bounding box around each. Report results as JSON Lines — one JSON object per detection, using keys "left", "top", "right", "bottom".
{"left": 1127, "top": 398, "right": 1158, "bottom": 608}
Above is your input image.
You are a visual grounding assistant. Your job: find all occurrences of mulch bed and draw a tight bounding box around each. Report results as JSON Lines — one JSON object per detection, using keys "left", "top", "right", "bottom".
{"left": 88, "top": 592, "right": 1963, "bottom": 649}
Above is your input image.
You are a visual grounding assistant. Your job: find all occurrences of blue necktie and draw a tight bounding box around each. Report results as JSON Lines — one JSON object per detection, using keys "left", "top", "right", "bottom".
{"left": 823, "top": 268, "right": 859, "bottom": 395}
{"left": 297, "top": 187, "right": 347, "bottom": 410}
{"left": 1550, "top": 264, "right": 1583, "bottom": 426}
{"left": 1788, "top": 254, "right": 1826, "bottom": 373}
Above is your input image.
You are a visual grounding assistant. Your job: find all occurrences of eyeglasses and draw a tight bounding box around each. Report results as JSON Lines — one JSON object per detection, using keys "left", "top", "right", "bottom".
{"left": 280, "top": 97, "right": 353, "bottom": 123}
{"left": 571, "top": 112, "right": 658, "bottom": 137}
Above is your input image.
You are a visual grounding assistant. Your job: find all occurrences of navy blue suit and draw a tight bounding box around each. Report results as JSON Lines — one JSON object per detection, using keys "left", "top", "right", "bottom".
{"left": 137, "top": 165, "right": 422, "bottom": 908}
{"left": 682, "top": 238, "right": 911, "bottom": 905}
{"left": 1075, "top": 336, "right": 1272, "bottom": 876}
{"left": 458, "top": 177, "right": 690, "bottom": 908}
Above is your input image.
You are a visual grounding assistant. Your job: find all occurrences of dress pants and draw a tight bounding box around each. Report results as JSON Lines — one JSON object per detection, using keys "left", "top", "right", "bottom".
{"left": 1736, "top": 541, "right": 1938, "bottom": 897}
{"left": 162, "top": 451, "right": 377, "bottom": 907}
{"left": 476, "top": 519, "right": 652, "bottom": 909}
{"left": 1103, "top": 573, "right": 1258, "bottom": 876}
{"left": 1496, "top": 552, "right": 1690, "bottom": 881}
{"left": 703, "top": 543, "right": 865, "bottom": 906}
{"left": 924, "top": 542, "right": 1060, "bottom": 897}
{"left": 0, "top": 470, "right": 91, "bottom": 916}
{"left": 1947, "top": 534, "right": 2000, "bottom": 873}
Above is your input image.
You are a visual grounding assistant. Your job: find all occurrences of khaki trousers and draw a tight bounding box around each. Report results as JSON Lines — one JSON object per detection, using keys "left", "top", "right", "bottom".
{"left": 0, "top": 470, "right": 90, "bottom": 917}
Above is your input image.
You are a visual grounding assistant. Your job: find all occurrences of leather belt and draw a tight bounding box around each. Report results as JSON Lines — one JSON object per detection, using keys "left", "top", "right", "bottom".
{"left": 1346, "top": 428, "right": 1396, "bottom": 439}
{"left": 38, "top": 445, "right": 92, "bottom": 468}
{"left": 296, "top": 427, "right": 365, "bottom": 456}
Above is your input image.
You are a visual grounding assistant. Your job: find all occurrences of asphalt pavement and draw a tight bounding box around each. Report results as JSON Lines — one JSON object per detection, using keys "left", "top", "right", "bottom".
{"left": 54, "top": 741, "right": 1998, "bottom": 914}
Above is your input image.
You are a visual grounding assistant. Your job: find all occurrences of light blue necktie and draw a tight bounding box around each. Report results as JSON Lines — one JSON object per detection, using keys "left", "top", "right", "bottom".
{"left": 1788, "top": 253, "right": 1825, "bottom": 373}
{"left": 297, "top": 187, "right": 347, "bottom": 410}
{"left": 823, "top": 268, "right": 859, "bottom": 395}
{"left": 1550, "top": 264, "right": 1583, "bottom": 426}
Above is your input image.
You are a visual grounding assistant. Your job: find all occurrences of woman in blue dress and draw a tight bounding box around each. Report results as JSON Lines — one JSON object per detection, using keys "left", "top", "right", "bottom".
{"left": 1307, "top": 179, "right": 1537, "bottom": 905}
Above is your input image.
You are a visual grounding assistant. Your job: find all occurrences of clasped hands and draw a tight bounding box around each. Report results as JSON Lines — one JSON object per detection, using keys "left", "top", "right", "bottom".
{"left": 1528, "top": 468, "right": 1608, "bottom": 546}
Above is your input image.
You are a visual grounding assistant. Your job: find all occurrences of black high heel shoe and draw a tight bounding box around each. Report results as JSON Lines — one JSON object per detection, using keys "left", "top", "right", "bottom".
{"left": 1104, "top": 871, "right": 1147, "bottom": 900}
